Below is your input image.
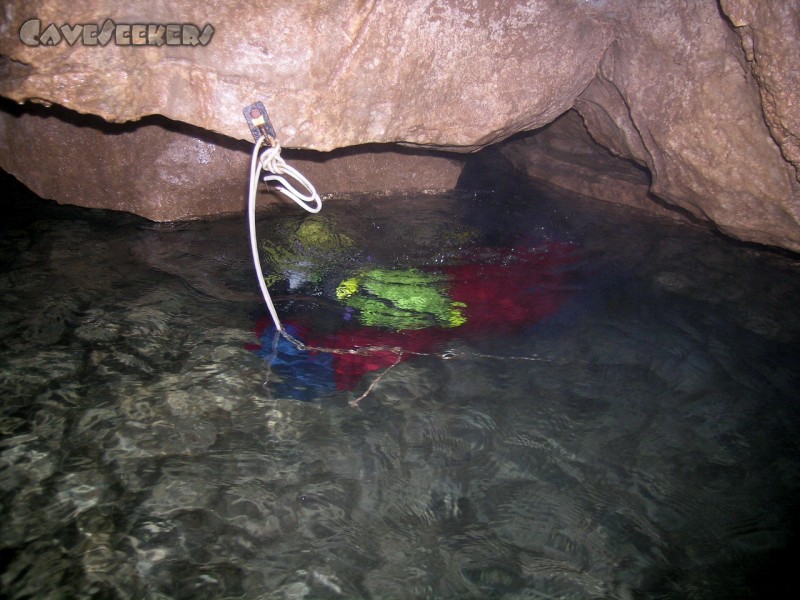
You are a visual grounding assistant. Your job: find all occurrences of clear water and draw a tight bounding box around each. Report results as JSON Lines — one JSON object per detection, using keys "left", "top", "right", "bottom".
{"left": 1, "top": 173, "right": 800, "bottom": 599}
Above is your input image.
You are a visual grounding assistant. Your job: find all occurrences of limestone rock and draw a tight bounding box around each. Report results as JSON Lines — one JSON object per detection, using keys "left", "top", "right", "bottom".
{"left": 1, "top": 0, "right": 800, "bottom": 252}
{"left": 497, "top": 110, "right": 673, "bottom": 218}
{"left": 0, "top": 104, "right": 464, "bottom": 221}
{"left": 720, "top": 0, "right": 800, "bottom": 183}
{"left": 0, "top": 0, "right": 623, "bottom": 150}
{"left": 574, "top": 0, "right": 800, "bottom": 251}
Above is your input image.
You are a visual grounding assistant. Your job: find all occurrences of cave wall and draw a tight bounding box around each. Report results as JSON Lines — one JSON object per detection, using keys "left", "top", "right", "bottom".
{"left": 0, "top": 0, "right": 622, "bottom": 149}
{"left": 573, "top": 0, "right": 800, "bottom": 249}
{"left": 1, "top": 0, "right": 799, "bottom": 251}
{"left": 0, "top": 102, "right": 464, "bottom": 221}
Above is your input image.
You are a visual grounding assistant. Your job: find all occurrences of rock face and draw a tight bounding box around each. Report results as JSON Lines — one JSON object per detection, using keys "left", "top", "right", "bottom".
{"left": 572, "top": 0, "right": 800, "bottom": 250}
{"left": 721, "top": 0, "right": 800, "bottom": 184}
{"left": 0, "top": 0, "right": 623, "bottom": 150}
{"left": 497, "top": 110, "right": 668, "bottom": 217}
{"left": 1, "top": 0, "right": 799, "bottom": 251}
{"left": 0, "top": 103, "right": 465, "bottom": 221}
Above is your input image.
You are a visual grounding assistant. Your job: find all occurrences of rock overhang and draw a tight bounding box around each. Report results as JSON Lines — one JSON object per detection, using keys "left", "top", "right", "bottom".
{"left": 1, "top": 0, "right": 799, "bottom": 252}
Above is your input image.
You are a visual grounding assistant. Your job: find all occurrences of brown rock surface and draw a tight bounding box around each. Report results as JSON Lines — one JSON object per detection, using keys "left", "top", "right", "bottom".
{"left": 573, "top": 0, "right": 800, "bottom": 250}
{"left": 497, "top": 110, "right": 672, "bottom": 217}
{"left": 0, "top": 0, "right": 622, "bottom": 149}
{"left": 0, "top": 103, "right": 465, "bottom": 221}
{"left": 1, "top": 0, "right": 800, "bottom": 251}
{"left": 720, "top": 0, "right": 800, "bottom": 183}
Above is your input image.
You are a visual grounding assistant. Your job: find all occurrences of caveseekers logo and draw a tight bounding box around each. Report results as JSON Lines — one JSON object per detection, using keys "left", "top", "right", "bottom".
{"left": 19, "top": 18, "right": 214, "bottom": 47}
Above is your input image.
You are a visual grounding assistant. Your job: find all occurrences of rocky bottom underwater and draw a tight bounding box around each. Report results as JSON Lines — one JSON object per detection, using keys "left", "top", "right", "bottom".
{"left": 2, "top": 173, "right": 800, "bottom": 599}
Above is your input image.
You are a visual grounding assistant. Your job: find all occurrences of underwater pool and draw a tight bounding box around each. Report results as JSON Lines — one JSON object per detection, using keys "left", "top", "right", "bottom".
{"left": 1, "top": 172, "right": 799, "bottom": 599}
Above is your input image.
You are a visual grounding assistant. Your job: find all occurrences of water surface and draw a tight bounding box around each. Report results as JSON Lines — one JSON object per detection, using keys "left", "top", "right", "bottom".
{"left": 1, "top": 174, "right": 799, "bottom": 599}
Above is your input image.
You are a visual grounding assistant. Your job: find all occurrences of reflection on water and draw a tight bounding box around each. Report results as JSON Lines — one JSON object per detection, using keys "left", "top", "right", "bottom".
{"left": 2, "top": 174, "right": 800, "bottom": 599}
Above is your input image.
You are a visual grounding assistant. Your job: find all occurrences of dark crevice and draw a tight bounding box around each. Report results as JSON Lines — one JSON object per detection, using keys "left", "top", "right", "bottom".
{"left": 0, "top": 96, "right": 462, "bottom": 164}
{"left": 0, "top": 96, "right": 251, "bottom": 153}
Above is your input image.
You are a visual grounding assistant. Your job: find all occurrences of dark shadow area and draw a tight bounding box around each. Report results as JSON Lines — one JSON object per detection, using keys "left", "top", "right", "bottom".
{"left": 281, "top": 142, "right": 463, "bottom": 166}
{"left": 457, "top": 115, "right": 800, "bottom": 259}
{"left": 455, "top": 142, "right": 536, "bottom": 196}
{"left": 0, "top": 166, "right": 145, "bottom": 229}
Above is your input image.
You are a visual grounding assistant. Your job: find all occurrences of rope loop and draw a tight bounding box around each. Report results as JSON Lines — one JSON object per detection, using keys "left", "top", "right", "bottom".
{"left": 258, "top": 141, "right": 322, "bottom": 213}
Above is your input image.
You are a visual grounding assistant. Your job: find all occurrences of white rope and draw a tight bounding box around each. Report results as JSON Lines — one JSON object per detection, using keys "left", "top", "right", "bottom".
{"left": 248, "top": 135, "right": 322, "bottom": 334}
{"left": 258, "top": 142, "right": 322, "bottom": 214}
